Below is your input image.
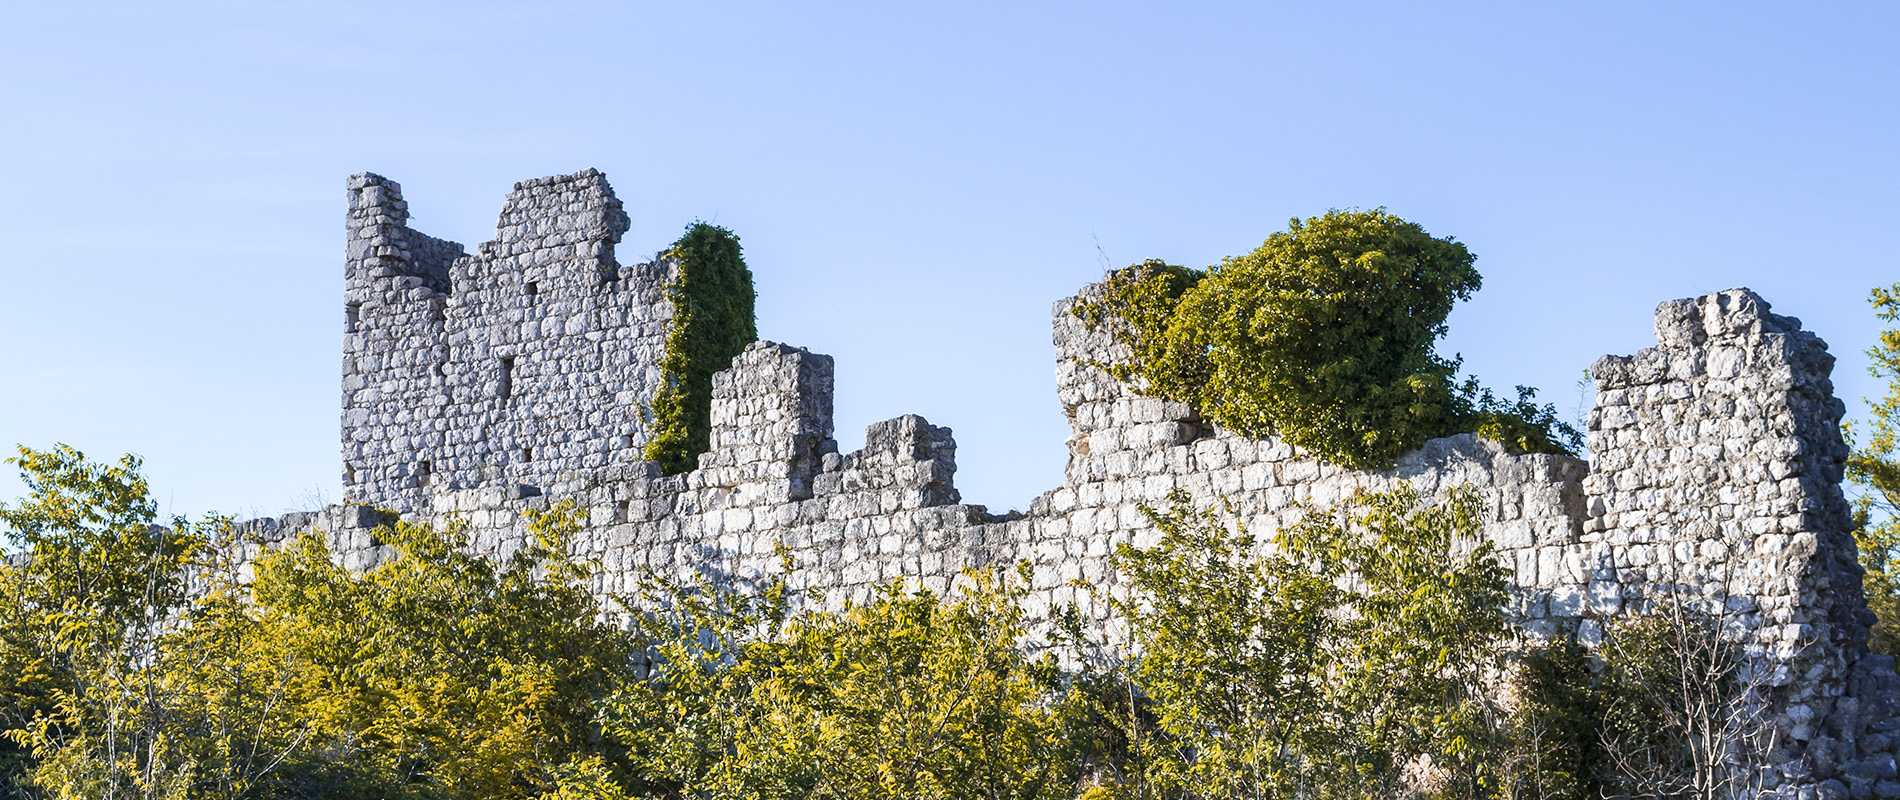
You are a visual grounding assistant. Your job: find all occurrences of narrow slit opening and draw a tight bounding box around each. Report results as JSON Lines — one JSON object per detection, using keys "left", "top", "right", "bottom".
{"left": 499, "top": 356, "right": 515, "bottom": 399}
{"left": 417, "top": 460, "right": 432, "bottom": 488}
{"left": 345, "top": 303, "right": 361, "bottom": 333}
{"left": 616, "top": 499, "right": 630, "bottom": 524}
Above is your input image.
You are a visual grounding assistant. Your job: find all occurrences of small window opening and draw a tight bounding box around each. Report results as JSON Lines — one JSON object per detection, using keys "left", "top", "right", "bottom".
{"left": 522, "top": 447, "right": 533, "bottom": 463}
{"left": 345, "top": 303, "right": 361, "bottom": 333}
{"left": 345, "top": 464, "right": 357, "bottom": 485}
{"left": 498, "top": 357, "right": 515, "bottom": 399}
{"left": 615, "top": 499, "right": 631, "bottom": 524}
{"left": 417, "top": 460, "right": 432, "bottom": 488}
{"left": 525, "top": 281, "right": 539, "bottom": 297}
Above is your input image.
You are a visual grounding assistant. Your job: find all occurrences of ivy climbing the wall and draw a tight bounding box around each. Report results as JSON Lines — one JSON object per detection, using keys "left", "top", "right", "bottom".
{"left": 1073, "top": 209, "right": 1581, "bottom": 469}
{"left": 643, "top": 223, "right": 757, "bottom": 475}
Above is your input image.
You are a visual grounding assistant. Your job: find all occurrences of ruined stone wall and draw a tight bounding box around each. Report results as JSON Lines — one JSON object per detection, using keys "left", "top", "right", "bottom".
{"left": 221, "top": 169, "right": 1900, "bottom": 797}
{"left": 1585, "top": 290, "right": 1896, "bottom": 794}
{"left": 342, "top": 170, "right": 672, "bottom": 511}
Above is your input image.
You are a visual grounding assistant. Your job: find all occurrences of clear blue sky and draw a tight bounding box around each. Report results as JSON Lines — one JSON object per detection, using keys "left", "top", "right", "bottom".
{"left": 2, "top": 1, "right": 1896, "bottom": 520}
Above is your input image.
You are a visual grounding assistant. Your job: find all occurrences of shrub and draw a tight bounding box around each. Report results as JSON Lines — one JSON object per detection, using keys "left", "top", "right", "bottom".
{"left": 1507, "top": 603, "right": 1766, "bottom": 800}
{"left": 250, "top": 503, "right": 630, "bottom": 799}
{"left": 1073, "top": 210, "right": 1581, "bottom": 469}
{"left": 593, "top": 562, "right": 1089, "bottom": 800}
{"left": 1107, "top": 485, "right": 1514, "bottom": 798}
{"left": 0, "top": 445, "right": 633, "bottom": 800}
{"left": 1507, "top": 641, "right": 1606, "bottom": 800}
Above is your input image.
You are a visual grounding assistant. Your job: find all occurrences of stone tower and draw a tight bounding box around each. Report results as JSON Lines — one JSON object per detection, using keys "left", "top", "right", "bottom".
{"left": 342, "top": 170, "right": 675, "bottom": 511}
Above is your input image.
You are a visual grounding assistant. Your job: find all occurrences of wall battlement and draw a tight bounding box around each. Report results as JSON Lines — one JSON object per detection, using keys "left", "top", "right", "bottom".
{"left": 225, "top": 169, "right": 1896, "bottom": 796}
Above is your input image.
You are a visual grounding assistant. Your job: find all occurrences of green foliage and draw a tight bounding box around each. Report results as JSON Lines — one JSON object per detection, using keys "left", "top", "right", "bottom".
{"left": 540, "top": 756, "right": 632, "bottom": 800}
{"left": 1596, "top": 606, "right": 1758, "bottom": 800}
{"left": 0, "top": 446, "right": 632, "bottom": 800}
{"left": 1070, "top": 260, "right": 1211, "bottom": 403}
{"left": 1506, "top": 605, "right": 1756, "bottom": 800}
{"left": 1860, "top": 520, "right": 1900, "bottom": 660}
{"left": 0, "top": 445, "right": 193, "bottom": 799}
{"left": 1460, "top": 381, "right": 1579, "bottom": 462}
{"left": 645, "top": 222, "right": 758, "bottom": 475}
{"left": 0, "top": 446, "right": 316, "bottom": 800}
{"left": 1, "top": 446, "right": 1765, "bottom": 800}
{"left": 1506, "top": 642, "right": 1605, "bottom": 800}
{"left": 1107, "top": 485, "right": 1514, "bottom": 799}
{"left": 0, "top": 564, "right": 56, "bottom": 795}
{"left": 0, "top": 445, "right": 183, "bottom": 643}
{"left": 591, "top": 561, "right": 1088, "bottom": 800}
{"left": 247, "top": 502, "right": 631, "bottom": 799}
{"left": 1073, "top": 210, "right": 1581, "bottom": 469}
{"left": 1850, "top": 283, "right": 1900, "bottom": 659}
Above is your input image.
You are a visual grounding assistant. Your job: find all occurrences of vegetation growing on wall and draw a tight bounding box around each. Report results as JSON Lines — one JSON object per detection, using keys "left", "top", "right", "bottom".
{"left": 1072, "top": 210, "right": 1582, "bottom": 469}
{"left": 644, "top": 223, "right": 757, "bottom": 475}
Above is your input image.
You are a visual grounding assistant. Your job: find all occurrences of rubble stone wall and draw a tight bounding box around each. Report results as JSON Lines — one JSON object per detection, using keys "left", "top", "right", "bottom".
{"left": 342, "top": 170, "right": 672, "bottom": 511}
{"left": 227, "top": 169, "right": 1896, "bottom": 797}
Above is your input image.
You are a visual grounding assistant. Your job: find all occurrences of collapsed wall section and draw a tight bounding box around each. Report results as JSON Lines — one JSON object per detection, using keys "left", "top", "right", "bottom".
{"left": 342, "top": 170, "right": 671, "bottom": 512}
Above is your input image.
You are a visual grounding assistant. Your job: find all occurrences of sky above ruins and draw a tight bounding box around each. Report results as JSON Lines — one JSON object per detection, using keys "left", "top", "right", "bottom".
{"left": 2, "top": 1, "right": 1897, "bottom": 520}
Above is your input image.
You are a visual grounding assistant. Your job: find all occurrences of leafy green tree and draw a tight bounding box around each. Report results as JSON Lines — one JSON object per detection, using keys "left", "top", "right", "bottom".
{"left": 0, "top": 446, "right": 320, "bottom": 800}
{"left": 1849, "top": 283, "right": 1900, "bottom": 659}
{"left": 249, "top": 502, "right": 632, "bottom": 799}
{"left": 1073, "top": 210, "right": 1580, "bottom": 469}
{"left": 0, "top": 448, "right": 636, "bottom": 800}
{"left": 1107, "top": 485, "right": 1513, "bottom": 799}
{"left": 590, "top": 562, "right": 1089, "bottom": 800}
{"left": 0, "top": 445, "right": 200, "bottom": 800}
{"left": 138, "top": 528, "right": 315, "bottom": 800}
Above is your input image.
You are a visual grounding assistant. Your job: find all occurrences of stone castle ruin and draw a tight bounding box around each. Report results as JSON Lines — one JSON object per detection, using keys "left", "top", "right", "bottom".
{"left": 230, "top": 168, "right": 1897, "bottom": 796}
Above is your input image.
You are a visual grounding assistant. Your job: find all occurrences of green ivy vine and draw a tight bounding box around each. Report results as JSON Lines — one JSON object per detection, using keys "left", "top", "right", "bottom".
{"left": 643, "top": 222, "right": 757, "bottom": 475}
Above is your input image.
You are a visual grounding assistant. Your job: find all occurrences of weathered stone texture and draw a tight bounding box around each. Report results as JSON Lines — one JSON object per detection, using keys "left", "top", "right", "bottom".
{"left": 223, "top": 170, "right": 1900, "bottom": 797}
{"left": 343, "top": 170, "right": 668, "bottom": 510}
{"left": 1585, "top": 290, "right": 1890, "bottom": 794}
